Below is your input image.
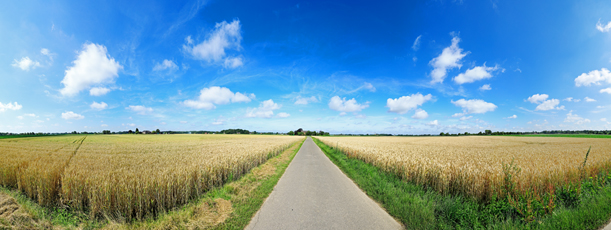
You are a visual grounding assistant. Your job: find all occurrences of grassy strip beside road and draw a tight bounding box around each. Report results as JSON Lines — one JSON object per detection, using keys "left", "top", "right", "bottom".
{"left": 0, "top": 138, "right": 305, "bottom": 229}
{"left": 312, "top": 137, "right": 611, "bottom": 229}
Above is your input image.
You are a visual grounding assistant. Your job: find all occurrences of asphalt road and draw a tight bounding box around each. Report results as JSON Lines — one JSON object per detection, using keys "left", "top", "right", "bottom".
{"left": 246, "top": 137, "right": 403, "bottom": 230}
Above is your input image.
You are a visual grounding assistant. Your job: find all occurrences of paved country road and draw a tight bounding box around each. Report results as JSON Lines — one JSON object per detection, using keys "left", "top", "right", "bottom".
{"left": 246, "top": 137, "right": 403, "bottom": 230}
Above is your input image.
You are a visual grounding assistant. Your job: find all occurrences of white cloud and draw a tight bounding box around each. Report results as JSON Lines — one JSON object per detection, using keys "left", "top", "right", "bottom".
{"left": 183, "top": 86, "right": 253, "bottom": 109}
{"left": 536, "top": 99, "right": 563, "bottom": 111}
{"left": 126, "top": 105, "right": 153, "bottom": 115}
{"left": 563, "top": 97, "right": 574, "bottom": 102}
{"left": 11, "top": 57, "right": 40, "bottom": 71}
{"left": 89, "top": 87, "right": 111, "bottom": 96}
{"left": 101, "top": 124, "right": 108, "bottom": 127}
{"left": 153, "top": 59, "right": 178, "bottom": 71}
{"left": 427, "top": 120, "right": 439, "bottom": 126}
{"left": 387, "top": 93, "right": 433, "bottom": 114}
{"left": 564, "top": 111, "right": 590, "bottom": 125}
{"left": 574, "top": 68, "right": 611, "bottom": 87}
{"left": 460, "top": 116, "right": 473, "bottom": 121}
{"left": 479, "top": 84, "right": 491, "bottom": 91}
{"left": 277, "top": 112, "right": 291, "bottom": 118}
{"left": 329, "top": 96, "right": 369, "bottom": 113}
{"left": 17, "top": 114, "right": 36, "bottom": 120}
{"left": 212, "top": 116, "right": 225, "bottom": 125}
{"left": 452, "top": 113, "right": 464, "bottom": 117}
{"left": 600, "top": 88, "right": 611, "bottom": 94}
{"left": 0, "top": 102, "right": 22, "bottom": 112}
{"left": 62, "top": 111, "right": 84, "bottom": 120}
{"left": 507, "top": 115, "right": 517, "bottom": 119}
{"left": 90, "top": 101, "right": 108, "bottom": 110}
{"left": 41, "top": 48, "right": 54, "bottom": 61}
{"left": 429, "top": 36, "right": 468, "bottom": 84}
{"left": 223, "top": 57, "right": 243, "bottom": 68}
{"left": 527, "top": 94, "right": 549, "bottom": 104}
{"left": 451, "top": 99, "right": 497, "bottom": 114}
{"left": 363, "top": 82, "right": 376, "bottom": 92}
{"left": 411, "top": 108, "right": 429, "bottom": 119}
{"left": 295, "top": 96, "right": 318, "bottom": 105}
{"left": 60, "top": 43, "right": 122, "bottom": 96}
{"left": 596, "top": 20, "right": 611, "bottom": 32}
{"left": 180, "top": 121, "right": 188, "bottom": 124}
{"left": 183, "top": 20, "right": 243, "bottom": 68}
{"left": 585, "top": 97, "right": 596, "bottom": 102}
{"left": 246, "top": 99, "right": 281, "bottom": 118}
{"left": 454, "top": 64, "right": 500, "bottom": 84}
{"left": 412, "top": 35, "right": 422, "bottom": 51}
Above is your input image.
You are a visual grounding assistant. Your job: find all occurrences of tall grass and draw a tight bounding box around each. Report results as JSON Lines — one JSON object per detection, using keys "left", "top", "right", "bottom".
{"left": 0, "top": 134, "right": 302, "bottom": 220}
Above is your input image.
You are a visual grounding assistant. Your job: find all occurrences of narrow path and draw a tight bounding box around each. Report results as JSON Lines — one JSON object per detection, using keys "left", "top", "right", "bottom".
{"left": 246, "top": 137, "right": 402, "bottom": 230}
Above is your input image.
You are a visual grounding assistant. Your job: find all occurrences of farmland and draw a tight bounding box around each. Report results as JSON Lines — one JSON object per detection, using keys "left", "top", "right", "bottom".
{"left": 0, "top": 134, "right": 302, "bottom": 221}
{"left": 316, "top": 136, "right": 611, "bottom": 205}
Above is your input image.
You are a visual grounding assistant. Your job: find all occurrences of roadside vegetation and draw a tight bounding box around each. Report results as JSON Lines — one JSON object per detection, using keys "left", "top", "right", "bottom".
{"left": 313, "top": 137, "right": 611, "bottom": 229}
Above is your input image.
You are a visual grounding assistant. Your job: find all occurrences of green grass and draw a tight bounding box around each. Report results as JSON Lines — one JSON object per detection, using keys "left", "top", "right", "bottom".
{"left": 312, "top": 137, "right": 611, "bottom": 229}
{"left": 508, "top": 134, "right": 611, "bottom": 138}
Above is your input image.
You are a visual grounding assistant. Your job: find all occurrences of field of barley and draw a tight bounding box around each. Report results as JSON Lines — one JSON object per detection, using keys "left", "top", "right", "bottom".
{"left": 0, "top": 134, "right": 302, "bottom": 220}
{"left": 316, "top": 136, "right": 611, "bottom": 203}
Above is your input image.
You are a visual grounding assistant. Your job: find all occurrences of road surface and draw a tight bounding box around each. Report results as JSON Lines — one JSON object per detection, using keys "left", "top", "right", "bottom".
{"left": 246, "top": 137, "right": 402, "bottom": 230}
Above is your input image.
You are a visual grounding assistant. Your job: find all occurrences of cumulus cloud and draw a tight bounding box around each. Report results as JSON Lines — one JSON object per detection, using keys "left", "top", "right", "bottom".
{"left": 451, "top": 99, "right": 497, "bottom": 114}
{"left": 126, "top": 105, "right": 153, "bottom": 115}
{"left": 62, "top": 111, "right": 84, "bottom": 120}
{"left": 564, "top": 111, "right": 590, "bottom": 124}
{"left": 277, "top": 112, "right": 291, "bottom": 118}
{"left": 183, "top": 19, "right": 243, "bottom": 68}
{"left": 246, "top": 99, "right": 281, "bottom": 118}
{"left": 596, "top": 20, "right": 611, "bottom": 32}
{"left": 90, "top": 101, "right": 108, "bottom": 110}
{"left": 507, "top": 115, "right": 517, "bottom": 119}
{"left": 183, "top": 86, "right": 253, "bottom": 109}
{"left": 527, "top": 94, "right": 549, "bottom": 104}
{"left": 223, "top": 57, "right": 243, "bottom": 68}
{"left": 460, "top": 116, "right": 473, "bottom": 121}
{"left": 453, "top": 64, "right": 500, "bottom": 84}
{"left": 585, "top": 97, "right": 596, "bottom": 102}
{"left": 387, "top": 93, "right": 433, "bottom": 114}
{"left": 60, "top": 43, "right": 122, "bottom": 96}
{"left": 429, "top": 36, "right": 468, "bottom": 84}
{"left": 0, "top": 102, "right": 22, "bottom": 112}
{"left": 412, "top": 35, "right": 422, "bottom": 51}
{"left": 574, "top": 68, "right": 611, "bottom": 87}
{"left": 329, "top": 96, "right": 369, "bottom": 113}
{"left": 427, "top": 120, "right": 439, "bottom": 126}
{"left": 479, "top": 84, "right": 491, "bottom": 91}
{"left": 411, "top": 108, "right": 429, "bottom": 119}
{"left": 11, "top": 57, "right": 40, "bottom": 71}
{"left": 295, "top": 96, "right": 318, "bottom": 105}
{"left": 89, "top": 87, "right": 111, "bottom": 96}
{"left": 153, "top": 59, "right": 179, "bottom": 71}
{"left": 600, "top": 88, "right": 611, "bottom": 94}
{"left": 537, "top": 99, "right": 563, "bottom": 111}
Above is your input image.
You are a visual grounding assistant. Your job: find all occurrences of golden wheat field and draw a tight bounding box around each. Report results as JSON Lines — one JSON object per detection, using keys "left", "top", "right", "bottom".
{"left": 316, "top": 136, "right": 611, "bottom": 202}
{"left": 0, "top": 134, "right": 302, "bottom": 220}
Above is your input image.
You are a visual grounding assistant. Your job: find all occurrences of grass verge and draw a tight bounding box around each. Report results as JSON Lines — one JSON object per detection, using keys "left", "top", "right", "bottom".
{"left": 0, "top": 138, "right": 305, "bottom": 229}
{"left": 312, "top": 137, "right": 611, "bottom": 229}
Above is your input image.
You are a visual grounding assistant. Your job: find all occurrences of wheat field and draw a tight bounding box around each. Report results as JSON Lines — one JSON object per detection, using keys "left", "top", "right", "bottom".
{"left": 0, "top": 134, "right": 302, "bottom": 220}
{"left": 316, "top": 136, "right": 611, "bottom": 202}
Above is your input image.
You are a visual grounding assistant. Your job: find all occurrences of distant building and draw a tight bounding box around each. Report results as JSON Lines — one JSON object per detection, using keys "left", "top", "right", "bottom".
{"left": 142, "top": 130, "right": 151, "bottom": 134}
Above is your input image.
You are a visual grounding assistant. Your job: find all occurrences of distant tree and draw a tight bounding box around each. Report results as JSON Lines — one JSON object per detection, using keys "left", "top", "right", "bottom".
{"left": 464, "top": 132, "right": 469, "bottom": 135}
{"left": 135, "top": 128, "right": 140, "bottom": 134}
{"left": 485, "top": 130, "right": 492, "bottom": 135}
{"left": 288, "top": 131, "right": 294, "bottom": 135}
{"left": 156, "top": 129, "right": 161, "bottom": 134}
{"left": 319, "top": 130, "right": 325, "bottom": 136}
{"left": 72, "top": 131, "right": 78, "bottom": 134}
{"left": 128, "top": 130, "right": 133, "bottom": 134}
{"left": 295, "top": 128, "right": 303, "bottom": 135}
{"left": 440, "top": 132, "right": 445, "bottom": 136}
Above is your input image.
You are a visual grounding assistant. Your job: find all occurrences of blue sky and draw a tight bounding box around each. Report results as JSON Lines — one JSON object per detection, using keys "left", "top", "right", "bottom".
{"left": 2, "top": 0, "right": 611, "bottom": 134}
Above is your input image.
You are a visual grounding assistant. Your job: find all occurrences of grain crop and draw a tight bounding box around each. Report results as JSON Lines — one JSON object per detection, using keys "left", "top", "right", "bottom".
{"left": 316, "top": 136, "right": 611, "bottom": 203}
{"left": 0, "top": 134, "right": 302, "bottom": 220}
